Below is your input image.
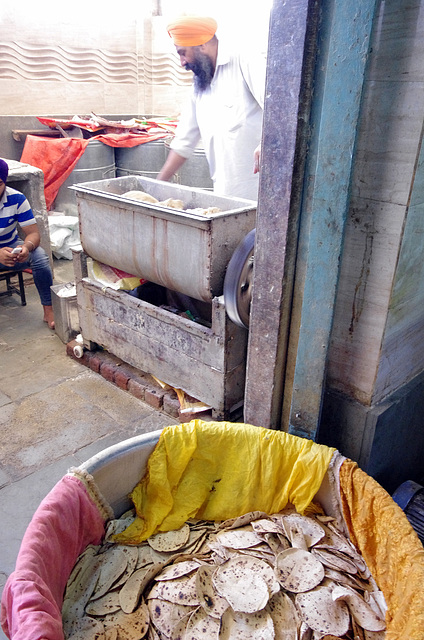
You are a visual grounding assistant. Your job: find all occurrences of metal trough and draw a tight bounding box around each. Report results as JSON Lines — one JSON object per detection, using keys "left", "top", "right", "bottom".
{"left": 73, "top": 176, "right": 256, "bottom": 302}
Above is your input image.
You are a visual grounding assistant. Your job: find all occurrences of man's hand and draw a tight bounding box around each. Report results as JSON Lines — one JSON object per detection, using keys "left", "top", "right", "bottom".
{"left": 15, "top": 245, "right": 30, "bottom": 263}
{"left": 0, "top": 245, "right": 30, "bottom": 267}
{"left": 0, "top": 247, "right": 18, "bottom": 267}
{"left": 253, "top": 144, "right": 261, "bottom": 174}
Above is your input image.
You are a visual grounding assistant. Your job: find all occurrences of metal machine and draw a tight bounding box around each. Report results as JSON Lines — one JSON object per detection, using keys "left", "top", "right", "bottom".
{"left": 73, "top": 176, "right": 256, "bottom": 418}
{"left": 223, "top": 228, "right": 256, "bottom": 330}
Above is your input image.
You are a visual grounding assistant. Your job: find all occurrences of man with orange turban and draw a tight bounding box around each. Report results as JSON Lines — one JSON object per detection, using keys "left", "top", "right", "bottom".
{"left": 157, "top": 15, "right": 266, "bottom": 201}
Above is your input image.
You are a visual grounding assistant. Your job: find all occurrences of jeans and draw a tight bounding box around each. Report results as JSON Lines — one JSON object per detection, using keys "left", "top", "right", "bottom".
{"left": 0, "top": 240, "right": 53, "bottom": 306}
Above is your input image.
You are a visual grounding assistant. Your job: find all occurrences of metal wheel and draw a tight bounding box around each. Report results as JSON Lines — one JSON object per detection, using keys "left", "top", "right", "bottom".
{"left": 224, "top": 229, "right": 256, "bottom": 329}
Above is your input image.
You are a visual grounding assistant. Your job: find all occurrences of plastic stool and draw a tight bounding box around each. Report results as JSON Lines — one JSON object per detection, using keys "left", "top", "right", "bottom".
{"left": 0, "top": 269, "right": 27, "bottom": 305}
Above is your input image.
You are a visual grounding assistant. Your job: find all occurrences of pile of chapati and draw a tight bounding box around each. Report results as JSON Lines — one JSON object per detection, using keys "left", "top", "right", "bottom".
{"left": 62, "top": 506, "right": 386, "bottom": 640}
{"left": 121, "top": 190, "right": 221, "bottom": 216}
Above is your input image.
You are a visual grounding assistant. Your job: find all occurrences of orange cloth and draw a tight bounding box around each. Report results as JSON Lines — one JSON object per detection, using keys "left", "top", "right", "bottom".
{"left": 20, "top": 132, "right": 168, "bottom": 211}
{"left": 339, "top": 459, "right": 424, "bottom": 640}
{"left": 167, "top": 16, "right": 217, "bottom": 46}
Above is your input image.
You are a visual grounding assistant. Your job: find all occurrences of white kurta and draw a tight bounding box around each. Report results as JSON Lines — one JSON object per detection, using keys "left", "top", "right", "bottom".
{"left": 170, "top": 41, "right": 266, "bottom": 201}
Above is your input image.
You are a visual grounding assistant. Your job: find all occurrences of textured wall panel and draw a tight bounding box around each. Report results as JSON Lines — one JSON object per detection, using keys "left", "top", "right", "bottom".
{"left": 0, "top": 41, "right": 191, "bottom": 87}
{"left": 0, "top": 14, "right": 192, "bottom": 118}
{"left": 0, "top": 41, "right": 138, "bottom": 83}
{"left": 145, "top": 53, "right": 192, "bottom": 86}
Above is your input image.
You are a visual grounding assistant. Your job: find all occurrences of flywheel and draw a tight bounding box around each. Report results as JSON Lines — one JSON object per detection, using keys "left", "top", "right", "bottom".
{"left": 223, "top": 228, "right": 256, "bottom": 329}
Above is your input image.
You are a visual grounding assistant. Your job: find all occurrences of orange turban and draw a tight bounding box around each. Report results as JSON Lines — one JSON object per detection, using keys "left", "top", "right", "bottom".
{"left": 167, "top": 16, "right": 217, "bottom": 47}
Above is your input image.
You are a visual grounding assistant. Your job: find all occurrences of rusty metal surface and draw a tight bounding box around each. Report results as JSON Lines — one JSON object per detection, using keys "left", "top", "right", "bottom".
{"left": 76, "top": 275, "right": 248, "bottom": 416}
{"left": 244, "top": 0, "right": 321, "bottom": 430}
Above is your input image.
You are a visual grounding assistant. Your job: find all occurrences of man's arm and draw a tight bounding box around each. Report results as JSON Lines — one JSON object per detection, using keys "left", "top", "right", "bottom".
{"left": 254, "top": 144, "right": 261, "bottom": 174}
{"left": 157, "top": 150, "right": 188, "bottom": 182}
{"left": 0, "top": 221, "right": 40, "bottom": 266}
{"left": 15, "top": 223, "right": 40, "bottom": 263}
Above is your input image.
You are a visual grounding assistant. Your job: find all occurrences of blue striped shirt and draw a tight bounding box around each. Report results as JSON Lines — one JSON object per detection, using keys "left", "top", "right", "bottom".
{"left": 0, "top": 186, "right": 35, "bottom": 247}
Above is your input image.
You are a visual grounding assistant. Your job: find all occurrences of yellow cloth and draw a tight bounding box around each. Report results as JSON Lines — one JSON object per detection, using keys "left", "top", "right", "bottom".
{"left": 167, "top": 16, "right": 217, "bottom": 47}
{"left": 114, "top": 420, "right": 336, "bottom": 544}
{"left": 88, "top": 260, "right": 142, "bottom": 291}
{"left": 339, "top": 459, "right": 424, "bottom": 640}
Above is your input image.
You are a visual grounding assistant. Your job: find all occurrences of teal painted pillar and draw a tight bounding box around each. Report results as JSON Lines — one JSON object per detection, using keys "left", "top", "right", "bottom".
{"left": 287, "top": 0, "right": 378, "bottom": 438}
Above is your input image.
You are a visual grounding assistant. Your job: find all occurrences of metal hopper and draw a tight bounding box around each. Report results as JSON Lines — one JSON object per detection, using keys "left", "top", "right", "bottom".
{"left": 73, "top": 176, "right": 256, "bottom": 302}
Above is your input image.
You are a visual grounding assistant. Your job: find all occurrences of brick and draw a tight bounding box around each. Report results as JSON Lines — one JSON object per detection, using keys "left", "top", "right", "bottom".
{"left": 99, "top": 351, "right": 122, "bottom": 367}
{"left": 126, "top": 369, "right": 152, "bottom": 398}
{"left": 132, "top": 372, "right": 151, "bottom": 388}
{"left": 144, "top": 387, "right": 165, "bottom": 410}
{"left": 114, "top": 368, "right": 131, "bottom": 390}
{"left": 89, "top": 354, "right": 101, "bottom": 373}
{"left": 119, "top": 363, "right": 141, "bottom": 381}
{"left": 128, "top": 378, "right": 147, "bottom": 401}
{"left": 100, "top": 361, "right": 116, "bottom": 383}
{"left": 178, "top": 410, "right": 197, "bottom": 423}
{"left": 146, "top": 374, "right": 169, "bottom": 390}
{"left": 78, "top": 350, "right": 92, "bottom": 367}
{"left": 163, "top": 393, "right": 181, "bottom": 419}
{"left": 66, "top": 339, "right": 89, "bottom": 363}
{"left": 97, "top": 351, "right": 122, "bottom": 382}
{"left": 80, "top": 349, "right": 94, "bottom": 365}
{"left": 66, "top": 340, "right": 78, "bottom": 358}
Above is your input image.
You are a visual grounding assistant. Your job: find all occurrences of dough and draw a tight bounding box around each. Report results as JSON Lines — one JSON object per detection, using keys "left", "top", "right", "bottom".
{"left": 122, "top": 190, "right": 159, "bottom": 204}
{"left": 159, "top": 198, "right": 185, "bottom": 210}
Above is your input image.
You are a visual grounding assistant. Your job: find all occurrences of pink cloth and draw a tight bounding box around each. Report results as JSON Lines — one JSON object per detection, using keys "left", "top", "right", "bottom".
{"left": 1, "top": 475, "right": 107, "bottom": 640}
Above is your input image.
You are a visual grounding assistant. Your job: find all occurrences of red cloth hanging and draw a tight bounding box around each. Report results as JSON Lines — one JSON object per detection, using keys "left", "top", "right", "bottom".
{"left": 20, "top": 132, "right": 169, "bottom": 210}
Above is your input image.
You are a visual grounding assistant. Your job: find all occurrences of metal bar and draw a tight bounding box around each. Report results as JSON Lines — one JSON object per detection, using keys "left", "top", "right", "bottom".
{"left": 244, "top": 0, "right": 321, "bottom": 429}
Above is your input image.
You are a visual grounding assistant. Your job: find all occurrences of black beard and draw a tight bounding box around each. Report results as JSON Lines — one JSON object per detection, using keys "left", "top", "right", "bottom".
{"left": 185, "top": 52, "right": 215, "bottom": 93}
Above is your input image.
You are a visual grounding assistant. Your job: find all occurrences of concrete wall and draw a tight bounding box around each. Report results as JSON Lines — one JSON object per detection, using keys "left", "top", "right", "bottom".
{"left": 320, "top": 371, "right": 424, "bottom": 494}
{"left": 376, "top": 135, "right": 424, "bottom": 399}
{"left": 320, "top": 0, "right": 424, "bottom": 492}
{"left": 327, "top": 0, "right": 424, "bottom": 406}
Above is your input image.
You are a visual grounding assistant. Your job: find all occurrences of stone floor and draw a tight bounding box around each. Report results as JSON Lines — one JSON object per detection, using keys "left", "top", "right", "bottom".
{"left": 0, "top": 258, "right": 176, "bottom": 638}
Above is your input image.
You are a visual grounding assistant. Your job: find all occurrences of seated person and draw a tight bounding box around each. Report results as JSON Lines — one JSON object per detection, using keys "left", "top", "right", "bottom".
{"left": 0, "top": 159, "right": 55, "bottom": 329}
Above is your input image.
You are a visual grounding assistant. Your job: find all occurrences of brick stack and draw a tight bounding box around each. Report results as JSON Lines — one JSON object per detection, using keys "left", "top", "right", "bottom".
{"left": 66, "top": 340, "right": 204, "bottom": 422}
